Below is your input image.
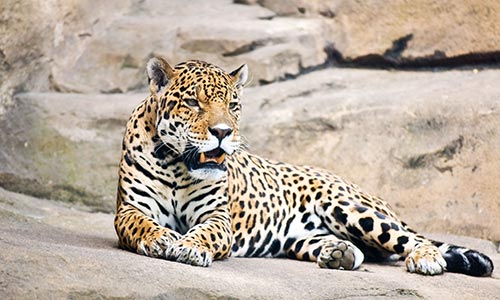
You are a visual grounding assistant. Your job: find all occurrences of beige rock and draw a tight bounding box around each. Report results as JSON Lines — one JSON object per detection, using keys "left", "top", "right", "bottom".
{"left": 49, "top": 0, "right": 331, "bottom": 92}
{"left": 255, "top": 0, "right": 339, "bottom": 18}
{"left": 252, "top": 0, "right": 500, "bottom": 65}
{"left": 0, "top": 0, "right": 131, "bottom": 115}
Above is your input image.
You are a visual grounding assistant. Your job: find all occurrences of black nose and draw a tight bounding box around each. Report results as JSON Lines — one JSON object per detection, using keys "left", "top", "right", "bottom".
{"left": 209, "top": 127, "right": 233, "bottom": 141}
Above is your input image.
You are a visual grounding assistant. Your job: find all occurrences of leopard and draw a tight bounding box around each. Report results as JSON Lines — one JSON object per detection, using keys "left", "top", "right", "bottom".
{"left": 114, "top": 56, "right": 494, "bottom": 276}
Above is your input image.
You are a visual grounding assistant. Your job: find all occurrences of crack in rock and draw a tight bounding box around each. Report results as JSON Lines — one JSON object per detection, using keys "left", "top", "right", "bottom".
{"left": 404, "top": 135, "right": 464, "bottom": 169}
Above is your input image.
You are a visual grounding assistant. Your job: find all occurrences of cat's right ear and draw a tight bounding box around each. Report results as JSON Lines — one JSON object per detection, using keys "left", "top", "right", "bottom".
{"left": 146, "top": 56, "right": 176, "bottom": 95}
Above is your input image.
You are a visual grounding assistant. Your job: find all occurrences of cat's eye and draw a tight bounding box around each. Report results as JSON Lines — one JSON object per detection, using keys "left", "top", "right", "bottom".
{"left": 229, "top": 102, "right": 239, "bottom": 110}
{"left": 184, "top": 98, "right": 199, "bottom": 107}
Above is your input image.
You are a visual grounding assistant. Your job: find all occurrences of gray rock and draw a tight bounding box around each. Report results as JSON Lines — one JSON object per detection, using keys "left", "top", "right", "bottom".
{"left": 1, "top": 187, "right": 498, "bottom": 299}
{"left": 0, "top": 92, "right": 143, "bottom": 211}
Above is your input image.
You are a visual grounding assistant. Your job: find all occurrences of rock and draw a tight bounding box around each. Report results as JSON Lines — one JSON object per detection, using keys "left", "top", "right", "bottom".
{"left": 1, "top": 187, "right": 498, "bottom": 299}
{"left": 249, "top": 0, "right": 500, "bottom": 67}
{"left": 0, "top": 92, "right": 144, "bottom": 211}
{"left": 254, "top": 0, "right": 339, "bottom": 18}
{"left": 0, "top": 0, "right": 132, "bottom": 115}
{"left": 49, "top": 0, "right": 332, "bottom": 92}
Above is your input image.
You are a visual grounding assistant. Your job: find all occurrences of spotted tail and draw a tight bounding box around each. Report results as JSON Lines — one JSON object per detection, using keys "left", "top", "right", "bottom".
{"left": 433, "top": 241, "right": 494, "bottom": 277}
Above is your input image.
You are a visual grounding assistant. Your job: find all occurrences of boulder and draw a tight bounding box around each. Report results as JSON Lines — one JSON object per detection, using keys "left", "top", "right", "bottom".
{"left": 49, "top": 0, "right": 332, "bottom": 92}
{"left": 0, "top": 92, "right": 143, "bottom": 211}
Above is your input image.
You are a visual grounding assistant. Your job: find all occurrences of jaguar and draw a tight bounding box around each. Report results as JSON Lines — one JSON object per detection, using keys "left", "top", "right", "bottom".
{"left": 114, "top": 56, "right": 494, "bottom": 276}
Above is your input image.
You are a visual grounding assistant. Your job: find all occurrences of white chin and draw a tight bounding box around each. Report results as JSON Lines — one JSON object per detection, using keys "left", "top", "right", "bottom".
{"left": 189, "top": 168, "right": 226, "bottom": 181}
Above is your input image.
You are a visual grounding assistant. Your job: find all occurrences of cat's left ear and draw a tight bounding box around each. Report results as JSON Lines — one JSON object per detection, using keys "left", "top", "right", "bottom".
{"left": 229, "top": 64, "right": 248, "bottom": 89}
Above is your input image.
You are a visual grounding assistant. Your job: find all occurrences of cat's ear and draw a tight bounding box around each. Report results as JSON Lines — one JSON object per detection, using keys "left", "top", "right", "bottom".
{"left": 229, "top": 64, "right": 249, "bottom": 89}
{"left": 146, "top": 56, "right": 176, "bottom": 95}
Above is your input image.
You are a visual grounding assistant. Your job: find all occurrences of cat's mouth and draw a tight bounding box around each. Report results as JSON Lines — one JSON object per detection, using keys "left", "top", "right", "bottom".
{"left": 184, "top": 147, "right": 227, "bottom": 171}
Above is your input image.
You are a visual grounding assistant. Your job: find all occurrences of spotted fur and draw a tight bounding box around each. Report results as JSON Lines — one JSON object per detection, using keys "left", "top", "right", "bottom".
{"left": 114, "top": 57, "right": 494, "bottom": 276}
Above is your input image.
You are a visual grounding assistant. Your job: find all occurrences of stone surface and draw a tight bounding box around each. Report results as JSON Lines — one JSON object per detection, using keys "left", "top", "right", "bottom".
{"left": 2, "top": 1, "right": 500, "bottom": 298}
{"left": 1, "top": 187, "right": 499, "bottom": 299}
{"left": 0, "top": 92, "right": 143, "bottom": 211}
{"left": 1, "top": 0, "right": 334, "bottom": 99}
{"left": 249, "top": 0, "right": 500, "bottom": 66}
{"left": 0, "top": 0, "right": 131, "bottom": 114}
{"left": 49, "top": 0, "right": 332, "bottom": 92}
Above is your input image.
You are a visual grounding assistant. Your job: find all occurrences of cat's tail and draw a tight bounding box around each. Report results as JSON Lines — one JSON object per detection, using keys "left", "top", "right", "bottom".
{"left": 432, "top": 240, "right": 494, "bottom": 276}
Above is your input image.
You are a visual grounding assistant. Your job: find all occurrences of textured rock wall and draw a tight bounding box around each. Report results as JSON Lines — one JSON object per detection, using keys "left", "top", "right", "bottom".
{"left": 250, "top": 0, "right": 500, "bottom": 67}
{"left": 0, "top": 0, "right": 131, "bottom": 114}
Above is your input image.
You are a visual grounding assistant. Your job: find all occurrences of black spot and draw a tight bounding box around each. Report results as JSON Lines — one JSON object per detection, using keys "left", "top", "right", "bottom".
{"left": 394, "top": 236, "right": 409, "bottom": 254}
{"left": 381, "top": 223, "right": 391, "bottom": 232}
{"left": 378, "top": 232, "right": 391, "bottom": 244}
{"left": 124, "top": 153, "right": 133, "bottom": 166}
{"left": 322, "top": 202, "right": 332, "bottom": 209}
{"left": 286, "top": 215, "right": 295, "bottom": 236}
{"left": 338, "top": 200, "right": 350, "bottom": 206}
{"left": 254, "top": 231, "right": 261, "bottom": 243}
{"left": 294, "top": 239, "right": 305, "bottom": 253}
{"left": 333, "top": 206, "right": 348, "bottom": 225}
{"left": 269, "top": 239, "right": 281, "bottom": 255}
{"left": 312, "top": 246, "right": 322, "bottom": 258}
{"left": 300, "top": 212, "right": 311, "bottom": 223}
{"left": 262, "top": 231, "right": 273, "bottom": 246}
{"left": 309, "top": 238, "right": 320, "bottom": 245}
{"left": 390, "top": 222, "right": 399, "bottom": 231}
{"left": 305, "top": 222, "right": 315, "bottom": 231}
{"left": 302, "top": 252, "right": 310, "bottom": 261}
{"left": 346, "top": 225, "right": 363, "bottom": 237}
{"left": 355, "top": 205, "right": 368, "bottom": 213}
{"left": 137, "top": 201, "right": 151, "bottom": 210}
{"left": 359, "top": 217, "right": 374, "bottom": 232}
{"left": 131, "top": 187, "right": 152, "bottom": 199}
{"left": 284, "top": 238, "right": 297, "bottom": 251}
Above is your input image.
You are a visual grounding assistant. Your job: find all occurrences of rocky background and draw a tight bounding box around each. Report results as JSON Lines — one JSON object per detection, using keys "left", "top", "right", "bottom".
{"left": 1, "top": 0, "right": 500, "bottom": 298}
